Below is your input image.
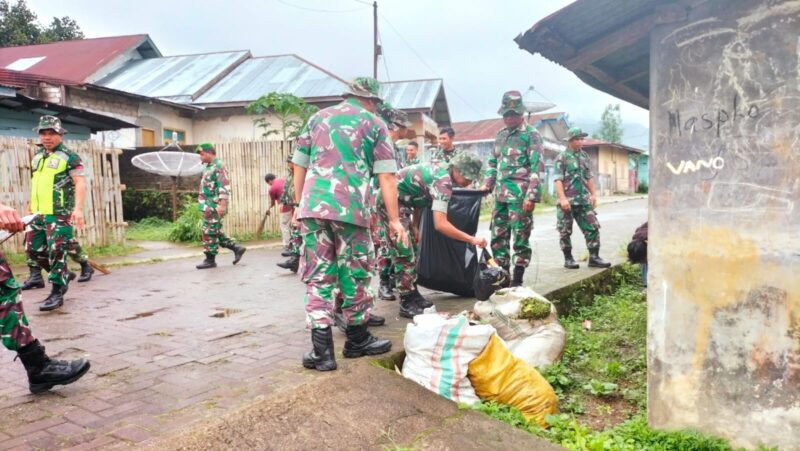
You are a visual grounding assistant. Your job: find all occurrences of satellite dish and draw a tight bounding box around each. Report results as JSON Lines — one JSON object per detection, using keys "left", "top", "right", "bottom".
{"left": 131, "top": 139, "right": 203, "bottom": 221}
{"left": 522, "top": 86, "right": 556, "bottom": 114}
{"left": 131, "top": 151, "right": 203, "bottom": 177}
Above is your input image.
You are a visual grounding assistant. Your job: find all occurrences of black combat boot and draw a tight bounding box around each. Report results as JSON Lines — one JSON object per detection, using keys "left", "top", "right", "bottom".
{"left": 17, "top": 340, "right": 91, "bottom": 394}
{"left": 196, "top": 253, "right": 217, "bottom": 269}
{"left": 588, "top": 249, "right": 611, "bottom": 268}
{"left": 399, "top": 293, "right": 425, "bottom": 319}
{"left": 39, "top": 284, "right": 67, "bottom": 312}
{"left": 500, "top": 265, "right": 511, "bottom": 288}
{"left": 343, "top": 324, "right": 392, "bottom": 358}
{"left": 21, "top": 266, "right": 45, "bottom": 290}
{"left": 378, "top": 274, "right": 396, "bottom": 301}
{"left": 335, "top": 310, "right": 385, "bottom": 331}
{"left": 563, "top": 250, "right": 579, "bottom": 269}
{"left": 227, "top": 243, "right": 246, "bottom": 265}
{"left": 281, "top": 249, "right": 293, "bottom": 257}
{"left": 276, "top": 255, "right": 299, "bottom": 273}
{"left": 302, "top": 328, "right": 337, "bottom": 371}
{"left": 411, "top": 288, "right": 433, "bottom": 309}
{"left": 77, "top": 261, "right": 94, "bottom": 283}
{"left": 367, "top": 313, "right": 385, "bottom": 327}
{"left": 510, "top": 265, "right": 525, "bottom": 288}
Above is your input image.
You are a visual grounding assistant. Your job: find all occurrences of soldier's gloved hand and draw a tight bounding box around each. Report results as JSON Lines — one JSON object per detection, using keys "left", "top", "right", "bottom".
{"left": 0, "top": 204, "right": 24, "bottom": 232}
{"left": 471, "top": 236, "right": 488, "bottom": 249}
{"left": 559, "top": 199, "right": 571, "bottom": 211}
{"left": 388, "top": 220, "right": 408, "bottom": 247}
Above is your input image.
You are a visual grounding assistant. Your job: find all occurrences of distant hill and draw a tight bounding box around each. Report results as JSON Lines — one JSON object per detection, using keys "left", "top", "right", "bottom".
{"left": 573, "top": 120, "right": 649, "bottom": 151}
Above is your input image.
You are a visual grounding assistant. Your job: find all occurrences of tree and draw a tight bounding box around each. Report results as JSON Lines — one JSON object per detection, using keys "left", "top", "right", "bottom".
{"left": 592, "top": 104, "right": 623, "bottom": 143}
{"left": 0, "top": 0, "right": 83, "bottom": 47}
{"left": 246, "top": 92, "right": 318, "bottom": 141}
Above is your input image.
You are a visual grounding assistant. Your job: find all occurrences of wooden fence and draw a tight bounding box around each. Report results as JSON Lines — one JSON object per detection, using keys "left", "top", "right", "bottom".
{"left": 213, "top": 140, "right": 293, "bottom": 236}
{"left": 0, "top": 137, "right": 125, "bottom": 253}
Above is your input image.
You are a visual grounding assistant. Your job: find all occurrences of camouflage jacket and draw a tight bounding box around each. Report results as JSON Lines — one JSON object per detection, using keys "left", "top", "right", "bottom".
{"left": 483, "top": 123, "right": 545, "bottom": 203}
{"left": 396, "top": 163, "right": 453, "bottom": 213}
{"left": 554, "top": 149, "right": 593, "bottom": 207}
{"left": 0, "top": 249, "right": 17, "bottom": 288}
{"left": 407, "top": 157, "right": 420, "bottom": 165}
{"left": 281, "top": 169, "right": 295, "bottom": 207}
{"left": 393, "top": 141, "right": 408, "bottom": 169}
{"left": 198, "top": 157, "right": 231, "bottom": 211}
{"left": 30, "top": 143, "right": 84, "bottom": 216}
{"left": 430, "top": 146, "right": 459, "bottom": 165}
{"left": 292, "top": 98, "right": 397, "bottom": 228}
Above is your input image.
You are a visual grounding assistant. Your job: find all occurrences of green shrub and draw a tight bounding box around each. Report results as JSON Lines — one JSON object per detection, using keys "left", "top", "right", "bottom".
{"left": 636, "top": 182, "right": 648, "bottom": 194}
{"left": 169, "top": 203, "right": 202, "bottom": 243}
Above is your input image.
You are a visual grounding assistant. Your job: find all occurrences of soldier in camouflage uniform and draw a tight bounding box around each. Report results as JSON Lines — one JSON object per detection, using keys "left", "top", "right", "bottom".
{"left": 480, "top": 91, "right": 546, "bottom": 287}
{"left": 374, "top": 103, "right": 412, "bottom": 301}
{"left": 195, "top": 143, "right": 246, "bottom": 269}
{"left": 431, "top": 127, "right": 459, "bottom": 164}
{"left": 21, "top": 235, "right": 91, "bottom": 291}
{"left": 22, "top": 116, "right": 86, "bottom": 312}
{"left": 0, "top": 203, "right": 90, "bottom": 393}
{"left": 406, "top": 141, "right": 420, "bottom": 165}
{"left": 554, "top": 127, "right": 611, "bottom": 269}
{"left": 277, "top": 153, "right": 302, "bottom": 273}
{"left": 292, "top": 77, "right": 408, "bottom": 372}
{"left": 381, "top": 153, "right": 487, "bottom": 318}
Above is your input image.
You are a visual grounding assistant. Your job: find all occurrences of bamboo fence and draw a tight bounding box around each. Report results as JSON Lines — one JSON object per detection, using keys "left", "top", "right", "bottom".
{"left": 214, "top": 139, "right": 292, "bottom": 236}
{"left": 0, "top": 137, "right": 126, "bottom": 253}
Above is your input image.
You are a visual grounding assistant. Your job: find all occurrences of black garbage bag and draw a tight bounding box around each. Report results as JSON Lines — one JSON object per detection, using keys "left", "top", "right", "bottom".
{"left": 416, "top": 188, "right": 483, "bottom": 297}
{"left": 473, "top": 249, "right": 510, "bottom": 301}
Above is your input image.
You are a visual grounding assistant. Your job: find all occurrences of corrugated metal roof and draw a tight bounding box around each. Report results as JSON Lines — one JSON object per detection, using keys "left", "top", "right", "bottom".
{"left": 452, "top": 112, "right": 566, "bottom": 142}
{"left": 194, "top": 54, "right": 347, "bottom": 105}
{"left": 379, "top": 79, "right": 442, "bottom": 110}
{"left": 0, "top": 35, "right": 158, "bottom": 83}
{"left": 0, "top": 68, "right": 77, "bottom": 88}
{"left": 96, "top": 51, "right": 250, "bottom": 101}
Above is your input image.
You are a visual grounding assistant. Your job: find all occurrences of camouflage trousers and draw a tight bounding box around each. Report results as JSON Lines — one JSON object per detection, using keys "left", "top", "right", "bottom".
{"left": 371, "top": 215, "right": 392, "bottom": 278}
{"left": 288, "top": 220, "right": 303, "bottom": 257}
{"left": 381, "top": 204, "right": 415, "bottom": 295}
{"left": 490, "top": 201, "right": 533, "bottom": 268}
{"left": 201, "top": 209, "right": 235, "bottom": 256}
{"left": 25, "top": 215, "right": 73, "bottom": 286}
{"left": 299, "top": 218, "right": 374, "bottom": 329}
{"left": 0, "top": 251, "right": 35, "bottom": 351}
{"left": 557, "top": 204, "right": 601, "bottom": 252}
{"left": 26, "top": 236, "right": 87, "bottom": 269}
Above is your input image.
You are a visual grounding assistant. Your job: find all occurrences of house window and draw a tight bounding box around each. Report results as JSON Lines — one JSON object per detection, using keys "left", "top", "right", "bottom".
{"left": 164, "top": 128, "right": 186, "bottom": 144}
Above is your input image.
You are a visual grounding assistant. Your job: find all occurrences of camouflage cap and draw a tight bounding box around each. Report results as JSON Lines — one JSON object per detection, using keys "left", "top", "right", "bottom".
{"left": 343, "top": 77, "right": 383, "bottom": 102}
{"left": 564, "top": 127, "right": 588, "bottom": 142}
{"left": 196, "top": 142, "right": 216, "bottom": 154}
{"left": 378, "top": 102, "right": 411, "bottom": 128}
{"left": 497, "top": 90, "right": 525, "bottom": 116}
{"left": 33, "top": 115, "right": 68, "bottom": 134}
{"left": 450, "top": 152, "right": 483, "bottom": 181}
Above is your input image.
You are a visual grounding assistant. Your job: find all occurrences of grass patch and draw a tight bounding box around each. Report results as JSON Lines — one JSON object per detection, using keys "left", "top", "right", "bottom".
{"left": 469, "top": 264, "right": 774, "bottom": 450}
{"left": 6, "top": 243, "right": 141, "bottom": 267}
{"left": 126, "top": 217, "right": 173, "bottom": 241}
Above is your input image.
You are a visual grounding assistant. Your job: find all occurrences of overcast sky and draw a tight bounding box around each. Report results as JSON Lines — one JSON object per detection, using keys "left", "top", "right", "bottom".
{"left": 28, "top": 0, "right": 649, "bottom": 127}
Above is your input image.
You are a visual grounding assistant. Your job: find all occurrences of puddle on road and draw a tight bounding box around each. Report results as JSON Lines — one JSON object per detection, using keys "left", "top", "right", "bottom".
{"left": 118, "top": 307, "right": 169, "bottom": 321}
{"left": 210, "top": 308, "right": 242, "bottom": 318}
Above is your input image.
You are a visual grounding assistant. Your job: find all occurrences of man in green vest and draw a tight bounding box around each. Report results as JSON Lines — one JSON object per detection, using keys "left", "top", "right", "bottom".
{"left": 24, "top": 116, "right": 86, "bottom": 311}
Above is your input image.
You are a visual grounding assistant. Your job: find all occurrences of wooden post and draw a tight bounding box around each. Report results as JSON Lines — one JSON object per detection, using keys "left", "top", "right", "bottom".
{"left": 171, "top": 176, "right": 178, "bottom": 222}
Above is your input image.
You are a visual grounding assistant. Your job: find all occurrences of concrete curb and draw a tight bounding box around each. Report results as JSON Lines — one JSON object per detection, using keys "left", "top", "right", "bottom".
{"left": 102, "top": 242, "right": 283, "bottom": 268}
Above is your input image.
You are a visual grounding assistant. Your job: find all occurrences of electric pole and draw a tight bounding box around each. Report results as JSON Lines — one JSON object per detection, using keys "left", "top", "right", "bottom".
{"left": 373, "top": 1, "right": 379, "bottom": 79}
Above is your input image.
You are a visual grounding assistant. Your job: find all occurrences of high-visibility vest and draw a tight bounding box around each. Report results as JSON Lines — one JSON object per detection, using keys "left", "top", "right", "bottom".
{"left": 30, "top": 150, "right": 70, "bottom": 215}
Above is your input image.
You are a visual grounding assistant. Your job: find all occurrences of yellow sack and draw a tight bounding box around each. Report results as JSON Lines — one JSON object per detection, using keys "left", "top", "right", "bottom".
{"left": 467, "top": 334, "right": 558, "bottom": 428}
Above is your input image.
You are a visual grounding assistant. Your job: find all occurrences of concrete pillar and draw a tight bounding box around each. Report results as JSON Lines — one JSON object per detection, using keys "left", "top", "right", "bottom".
{"left": 649, "top": 1, "right": 800, "bottom": 448}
